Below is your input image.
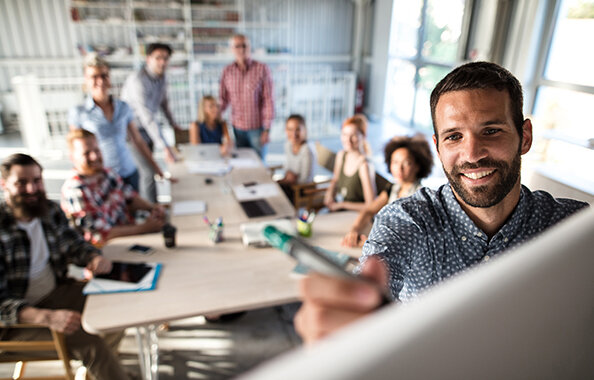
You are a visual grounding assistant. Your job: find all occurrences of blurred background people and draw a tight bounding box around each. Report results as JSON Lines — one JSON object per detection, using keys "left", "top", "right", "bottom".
{"left": 68, "top": 53, "right": 163, "bottom": 192}
{"left": 189, "top": 95, "right": 232, "bottom": 155}
{"left": 342, "top": 135, "right": 434, "bottom": 247}
{"left": 324, "top": 114, "right": 375, "bottom": 212}
{"left": 277, "top": 114, "right": 314, "bottom": 203}
{"left": 219, "top": 34, "right": 274, "bottom": 159}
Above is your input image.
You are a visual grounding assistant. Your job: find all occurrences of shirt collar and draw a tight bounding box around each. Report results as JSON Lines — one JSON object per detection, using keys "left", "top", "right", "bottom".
{"left": 84, "top": 95, "right": 115, "bottom": 112}
{"left": 441, "top": 184, "right": 527, "bottom": 243}
{"left": 234, "top": 58, "right": 253, "bottom": 70}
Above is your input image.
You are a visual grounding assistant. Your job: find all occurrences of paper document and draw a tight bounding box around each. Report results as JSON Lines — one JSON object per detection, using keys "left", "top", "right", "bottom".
{"left": 233, "top": 183, "right": 279, "bottom": 201}
{"left": 185, "top": 161, "right": 231, "bottom": 175}
{"left": 83, "top": 262, "right": 162, "bottom": 295}
{"left": 172, "top": 200, "right": 207, "bottom": 216}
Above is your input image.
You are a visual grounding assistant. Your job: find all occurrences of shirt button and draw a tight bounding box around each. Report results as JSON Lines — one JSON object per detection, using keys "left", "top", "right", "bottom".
{"left": 461, "top": 236, "right": 467, "bottom": 241}
{"left": 503, "top": 237, "right": 509, "bottom": 243}
{"left": 483, "top": 255, "right": 490, "bottom": 262}
{"left": 476, "top": 232, "right": 482, "bottom": 237}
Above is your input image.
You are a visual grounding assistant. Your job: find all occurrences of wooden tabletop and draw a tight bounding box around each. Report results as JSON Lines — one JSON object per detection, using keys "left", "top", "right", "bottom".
{"left": 82, "top": 211, "right": 362, "bottom": 334}
{"left": 82, "top": 146, "right": 363, "bottom": 334}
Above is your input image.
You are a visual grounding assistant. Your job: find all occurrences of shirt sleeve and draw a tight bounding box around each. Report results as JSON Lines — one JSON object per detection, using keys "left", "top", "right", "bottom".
{"left": 260, "top": 64, "right": 275, "bottom": 129}
{"left": 297, "top": 144, "right": 314, "bottom": 183}
{"left": 61, "top": 178, "right": 112, "bottom": 245}
{"left": 159, "top": 82, "right": 177, "bottom": 127}
{"left": 124, "top": 76, "right": 169, "bottom": 149}
{"left": 52, "top": 203, "right": 101, "bottom": 267}
{"left": 219, "top": 68, "right": 230, "bottom": 113}
{"left": 67, "top": 106, "right": 81, "bottom": 127}
{"left": 0, "top": 267, "right": 29, "bottom": 326}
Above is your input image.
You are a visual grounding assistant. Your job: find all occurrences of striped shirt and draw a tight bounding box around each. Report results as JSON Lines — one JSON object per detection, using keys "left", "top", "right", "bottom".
{"left": 121, "top": 66, "right": 176, "bottom": 148}
{"left": 361, "top": 185, "right": 588, "bottom": 302}
{"left": 219, "top": 59, "right": 275, "bottom": 131}
{"left": 0, "top": 201, "right": 100, "bottom": 325}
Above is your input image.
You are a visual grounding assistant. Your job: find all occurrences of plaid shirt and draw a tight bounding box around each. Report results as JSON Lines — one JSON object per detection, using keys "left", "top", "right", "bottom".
{"left": 61, "top": 168, "right": 136, "bottom": 245}
{"left": 0, "top": 201, "right": 100, "bottom": 325}
{"left": 219, "top": 59, "right": 275, "bottom": 131}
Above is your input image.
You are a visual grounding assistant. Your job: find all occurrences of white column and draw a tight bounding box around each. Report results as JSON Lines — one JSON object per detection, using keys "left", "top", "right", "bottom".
{"left": 11, "top": 74, "right": 50, "bottom": 153}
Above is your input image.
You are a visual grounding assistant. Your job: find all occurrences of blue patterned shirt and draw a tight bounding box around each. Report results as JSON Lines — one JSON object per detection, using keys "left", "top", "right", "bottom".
{"left": 361, "top": 185, "right": 588, "bottom": 302}
{"left": 68, "top": 96, "right": 136, "bottom": 178}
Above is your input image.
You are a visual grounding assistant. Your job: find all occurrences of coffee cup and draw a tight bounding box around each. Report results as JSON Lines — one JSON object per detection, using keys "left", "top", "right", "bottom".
{"left": 163, "top": 223, "right": 177, "bottom": 248}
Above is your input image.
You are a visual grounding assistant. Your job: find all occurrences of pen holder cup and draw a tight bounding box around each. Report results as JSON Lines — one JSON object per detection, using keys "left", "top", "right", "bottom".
{"left": 296, "top": 219, "right": 313, "bottom": 237}
{"left": 209, "top": 225, "right": 224, "bottom": 244}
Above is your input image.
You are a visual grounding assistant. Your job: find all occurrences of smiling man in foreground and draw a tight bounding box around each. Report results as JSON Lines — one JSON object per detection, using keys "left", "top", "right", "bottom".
{"left": 295, "top": 61, "right": 589, "bottom": 343}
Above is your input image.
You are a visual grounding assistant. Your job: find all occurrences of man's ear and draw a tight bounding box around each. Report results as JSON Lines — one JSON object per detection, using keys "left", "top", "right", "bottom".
{"left": 432, "top": 134, "right": 440, "bottom": 159}
{"left": 520, "top": 119, "right": 533, "bottom": 155}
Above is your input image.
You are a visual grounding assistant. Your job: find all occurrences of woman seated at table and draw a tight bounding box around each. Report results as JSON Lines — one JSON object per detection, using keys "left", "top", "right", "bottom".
{"left": 277, "top": 114, "right": 315, "bottom": 202}
{"left": 341, "top": 135, "right": 434, "bottom": 247}
{"left": 189, "top": 95, "right": 233, "bottom": 155}
{"left": 324, "top": 114, "right": 375, "bottom": 212}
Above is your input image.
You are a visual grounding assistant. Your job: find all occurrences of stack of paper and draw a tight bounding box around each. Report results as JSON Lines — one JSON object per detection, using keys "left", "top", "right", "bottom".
{"left": 233, "top": 183, "right": 279, "bottom": 201}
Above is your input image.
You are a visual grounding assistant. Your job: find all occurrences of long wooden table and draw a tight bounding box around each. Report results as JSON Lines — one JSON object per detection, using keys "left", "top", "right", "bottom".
{"left": 82, "top": 211, "right": 361, "bottom": 334}
{"left": 81, "top": 147, "right": 363, "bottom": 379}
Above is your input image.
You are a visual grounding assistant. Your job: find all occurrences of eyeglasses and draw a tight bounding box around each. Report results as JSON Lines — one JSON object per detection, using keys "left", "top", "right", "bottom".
{"left": 234, "top": 43, "right": 247, "bottom": 49}
{"left": 89, "top": 73, "right": 109, "bottom": 81}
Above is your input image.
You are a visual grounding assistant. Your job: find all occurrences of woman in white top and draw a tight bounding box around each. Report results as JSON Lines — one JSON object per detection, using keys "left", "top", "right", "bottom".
{"left": 341, "top": 135, "right": 434, "bottom": 247}
{"left": 278, "top": 114, "right": 314, "bottom": 202}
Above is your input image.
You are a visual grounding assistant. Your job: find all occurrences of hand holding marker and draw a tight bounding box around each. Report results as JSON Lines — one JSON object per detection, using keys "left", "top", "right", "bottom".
{"left": 263, "top": 225, "right": 391, "bottom": 306}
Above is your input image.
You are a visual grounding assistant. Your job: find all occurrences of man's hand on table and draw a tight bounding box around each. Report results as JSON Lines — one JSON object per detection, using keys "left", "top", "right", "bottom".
{"left": 86, "top": 255, "right": 112, "bottom": 275}
{"left": 294, "top": 256, "right": 389, "bottom": 344}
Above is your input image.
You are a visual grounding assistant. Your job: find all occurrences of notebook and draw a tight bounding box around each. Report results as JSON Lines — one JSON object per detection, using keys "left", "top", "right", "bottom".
{"left": 239, "top": 199, "right": 276, "bottom": 218}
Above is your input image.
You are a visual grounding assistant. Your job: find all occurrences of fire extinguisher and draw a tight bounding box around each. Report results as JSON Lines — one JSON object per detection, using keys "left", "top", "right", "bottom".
{"left": 355, "top": 80, "right": 364, "bottom": 114}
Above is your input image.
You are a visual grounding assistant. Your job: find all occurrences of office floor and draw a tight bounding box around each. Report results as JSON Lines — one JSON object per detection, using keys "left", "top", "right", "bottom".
{"left": 0, "top": 304, "right": 301, "bottom": 380}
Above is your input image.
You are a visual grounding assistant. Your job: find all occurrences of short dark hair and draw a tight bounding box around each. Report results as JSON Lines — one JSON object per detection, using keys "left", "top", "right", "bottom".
{"left": 1, "top": 153, "right": 43, "bottom": 179}
{"left": 430, "top": 61, "right": 524, "bottom": 140}
{"left": 146, "top": 43, "right": 172, "bottom": 57}
{"left": 286, "top": 114, "right": 306, "bottom": 127}
{"left": 384, "top": 136, "right": 434, "bottom": 180}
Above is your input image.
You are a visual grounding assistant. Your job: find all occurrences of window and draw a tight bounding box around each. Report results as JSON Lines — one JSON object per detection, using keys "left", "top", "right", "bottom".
{"left": 530, "top": 0, "right": 594, "bottom": 188}
{"left": 384, "top": 0, "right": 467, "bottom": 132}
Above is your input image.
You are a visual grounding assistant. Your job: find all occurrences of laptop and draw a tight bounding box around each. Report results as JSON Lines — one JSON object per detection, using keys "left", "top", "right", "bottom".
{"left": 179, "top": 143, "right": 221, "bottom": 162}
{"left": 239, "top": 199, "right": 276, "bottom": 218}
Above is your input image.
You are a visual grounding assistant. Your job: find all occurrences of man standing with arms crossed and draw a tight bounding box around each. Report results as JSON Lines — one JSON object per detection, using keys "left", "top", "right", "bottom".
{"left": 121, "top": 42, "right": 181, "bottom": 203}
{"left": 295, "top": 61, "right": 588, "bottom": 343}
{"left": 219, "top": 34, "right": 275, "bottom": 158}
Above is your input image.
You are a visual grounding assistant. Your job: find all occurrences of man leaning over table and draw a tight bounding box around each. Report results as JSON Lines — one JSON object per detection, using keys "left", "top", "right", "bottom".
{"left": 219, "top": 34, "right": 275, "bottom": 158}
{"left": 61, "top": 129, "right": 166, "bottom": 247}
{"left": 0, "top": 153, "right": 130, "bottom": 380}
{"left": 295, "top": 61, "right": 589, "bottom": 343}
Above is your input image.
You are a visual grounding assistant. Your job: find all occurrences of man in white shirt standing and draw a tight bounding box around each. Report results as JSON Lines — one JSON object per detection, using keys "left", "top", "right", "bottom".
{"left": 0, "top": 153, "right": 130, "bottom": 380}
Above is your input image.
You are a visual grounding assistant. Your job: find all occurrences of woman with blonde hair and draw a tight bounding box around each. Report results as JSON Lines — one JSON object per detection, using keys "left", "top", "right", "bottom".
{"left": 323, "top": 114, "right": 375, "bottom": 212}
{"left": 189, "top": 95, "right": 232, "bottom": 155}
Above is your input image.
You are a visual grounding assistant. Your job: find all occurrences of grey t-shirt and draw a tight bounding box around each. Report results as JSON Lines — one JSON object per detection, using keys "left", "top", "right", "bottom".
{"left": 283, "top": 141, "right": 314, "bottom": 184}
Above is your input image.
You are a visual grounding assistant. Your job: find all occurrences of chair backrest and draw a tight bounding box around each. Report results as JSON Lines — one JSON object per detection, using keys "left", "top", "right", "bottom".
{"left": 314, "top": 142, "right": 336, "bottom": 172}
{"left": 174, "top": 129, "right": 190, "bottom": 147}
{"left": 375, "top": 173, "right": 391, "bottom": 195}
{"left": 0, "top": 325, "right": 75, "bottom": 380}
